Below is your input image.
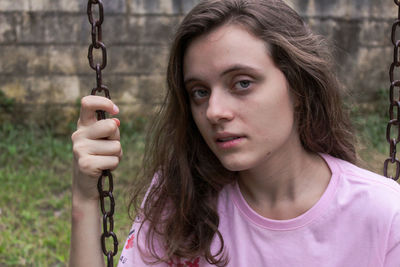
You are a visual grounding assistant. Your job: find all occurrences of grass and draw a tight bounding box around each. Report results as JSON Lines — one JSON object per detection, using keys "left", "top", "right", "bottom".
{"left": 0, "top": 119, "right": 146, "bottom": 266}
{"left": 350, "top": 90, "right": 390, "bottom": 173}
{"left": 0, "top": 98, "right": 394, "bottom": 266}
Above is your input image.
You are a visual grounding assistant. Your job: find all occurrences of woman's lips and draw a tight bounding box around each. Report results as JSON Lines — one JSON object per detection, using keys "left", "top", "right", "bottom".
{"left": 216, "top": 136, "right": 245, "bottom": 149}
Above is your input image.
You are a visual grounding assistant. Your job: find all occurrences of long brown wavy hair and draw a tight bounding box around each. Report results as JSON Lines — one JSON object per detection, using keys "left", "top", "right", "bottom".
{"left": 129, "top": 0, "right": 356, "bottom": 265}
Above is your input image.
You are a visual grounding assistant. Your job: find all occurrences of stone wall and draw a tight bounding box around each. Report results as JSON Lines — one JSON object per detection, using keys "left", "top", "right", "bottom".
{"left": 290, "top": 0, "right": 396, "bottom": 101}
{"left": 0, "top": 0, "right": 396, "bottom": 128}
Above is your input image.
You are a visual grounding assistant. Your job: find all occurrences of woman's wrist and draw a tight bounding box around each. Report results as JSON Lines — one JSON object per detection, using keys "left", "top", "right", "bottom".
{"left": 72, "top": 162, "right": 101, "bottom": 203}
{"left": 71, "top": 193, "right": 100, "bottom": 222}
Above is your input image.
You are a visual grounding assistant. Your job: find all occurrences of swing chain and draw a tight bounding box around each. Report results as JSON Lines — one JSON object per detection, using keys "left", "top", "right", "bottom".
{"left": 87, "top": 0, "right": 118, "bottom": 265}
{"left": 384, "top": 0, "right": 400, "bottom": 180}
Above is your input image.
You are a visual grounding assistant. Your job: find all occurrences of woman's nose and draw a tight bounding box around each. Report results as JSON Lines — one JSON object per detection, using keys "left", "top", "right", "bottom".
{"left": 206, "top": 89, "right": 234, "bottom": 124}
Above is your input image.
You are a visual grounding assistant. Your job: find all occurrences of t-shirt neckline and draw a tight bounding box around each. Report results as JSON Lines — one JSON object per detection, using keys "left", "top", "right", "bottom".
{"left": 231, "top": 153, "right": 340, "bottom": 230}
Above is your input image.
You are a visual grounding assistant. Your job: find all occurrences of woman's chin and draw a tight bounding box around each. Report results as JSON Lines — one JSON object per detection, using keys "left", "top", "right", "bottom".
{"left": 220, "top": 159, "right": 251, "bottom": 172}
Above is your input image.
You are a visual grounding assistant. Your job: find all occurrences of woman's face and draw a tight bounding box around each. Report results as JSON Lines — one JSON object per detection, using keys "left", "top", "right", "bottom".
{"left": 183, "top": 24, "right": 300, "bottom": 172}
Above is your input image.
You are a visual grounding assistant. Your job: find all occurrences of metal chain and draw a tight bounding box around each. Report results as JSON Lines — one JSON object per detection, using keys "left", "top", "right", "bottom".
{"left": 384, "top": 0, "right": 400, "bottom": 180}
{"left": 87, "top": 0, "right": 118, "bottom": 265}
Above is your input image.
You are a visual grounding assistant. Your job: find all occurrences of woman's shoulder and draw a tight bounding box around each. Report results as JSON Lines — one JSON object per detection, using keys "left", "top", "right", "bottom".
{"left": 325, "top": 154, "right": 400, "bottom": 196}
{"left": 324, "top": 154, "right": 400, "bottom": 215}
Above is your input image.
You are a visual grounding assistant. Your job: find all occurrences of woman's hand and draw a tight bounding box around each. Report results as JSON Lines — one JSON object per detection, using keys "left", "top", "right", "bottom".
{"left": 71, "top": 95, "right": 122, "bottom": 202}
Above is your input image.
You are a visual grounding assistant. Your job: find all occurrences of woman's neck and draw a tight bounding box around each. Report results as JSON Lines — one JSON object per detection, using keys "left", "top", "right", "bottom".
{"left": 238, "top": 149, "right": 331, "bottom": 220}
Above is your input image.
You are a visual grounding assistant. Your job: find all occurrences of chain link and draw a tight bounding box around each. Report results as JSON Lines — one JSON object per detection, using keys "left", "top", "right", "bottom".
{"left": 384, "top": 0, "right": 400, "bottom": 180}
{"left": 86, "top": 0, "right": 118, "bottom": 265}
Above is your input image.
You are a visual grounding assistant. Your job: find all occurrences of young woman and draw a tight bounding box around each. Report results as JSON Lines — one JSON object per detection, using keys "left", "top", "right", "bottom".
{"left": 69, "top": 0, "right": 400, "bottom": 266}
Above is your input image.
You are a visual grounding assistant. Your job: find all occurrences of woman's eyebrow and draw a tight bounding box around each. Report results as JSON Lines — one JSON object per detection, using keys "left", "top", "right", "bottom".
{"left": 220, "top": 64, "right": 260, "bottom": 77}
{"left": 184, "top": 77, "right": 201, "bottom": 86}
{"left": 184, "top": 64, "right": 261, "bottom": 85}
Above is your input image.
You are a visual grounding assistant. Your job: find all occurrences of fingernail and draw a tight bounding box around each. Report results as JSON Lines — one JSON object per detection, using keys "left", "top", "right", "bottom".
{"left": 113, "top": 118, "right": 121, "bottom": 127}
{"left": 113, "top": 104, "right": 119, "bottom": 114}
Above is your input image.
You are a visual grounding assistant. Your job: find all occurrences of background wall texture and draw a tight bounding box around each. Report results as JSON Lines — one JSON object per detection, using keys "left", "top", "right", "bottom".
{"left": 0, "top": 0, "right": 396, "bottom": 129}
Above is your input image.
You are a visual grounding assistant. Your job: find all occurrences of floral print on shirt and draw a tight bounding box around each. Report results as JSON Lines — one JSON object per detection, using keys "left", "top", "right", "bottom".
{"left": 167, "top": 257, "right": 200, "bottom": 267}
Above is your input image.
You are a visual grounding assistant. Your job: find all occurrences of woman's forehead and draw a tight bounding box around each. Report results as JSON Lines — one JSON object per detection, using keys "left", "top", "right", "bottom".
{"left": 183, "top": 24, "right": 273, "bottom": 81}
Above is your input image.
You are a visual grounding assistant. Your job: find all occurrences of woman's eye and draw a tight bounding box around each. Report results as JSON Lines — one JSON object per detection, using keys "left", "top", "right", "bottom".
{"left": 192, "top": 88, "right": 209, "bottom": 99}
{"left": 234, "top": 80, "right": 252, "bottom": 90}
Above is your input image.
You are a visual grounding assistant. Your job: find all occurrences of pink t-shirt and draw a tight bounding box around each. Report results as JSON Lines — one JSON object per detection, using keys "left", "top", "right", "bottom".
{"left": 118, "top": 154, "right": 400, "bottom": 266}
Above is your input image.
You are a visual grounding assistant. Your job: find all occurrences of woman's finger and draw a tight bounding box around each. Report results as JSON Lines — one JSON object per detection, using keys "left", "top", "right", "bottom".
{"left": 79, "top": 95, "right": 119, "bottom": 126}
{"left": 109, "top": 118, "right": 121, "bottom": 141}
{"left": 80, "top": 119, "right": 120, "bottom": 140}
{"left": 84, "top": 139, "right": 122, "bottom": 156}
{"left": 119, "top": 147, "right": 123, "bottom": 159}
{"left": 77, "top": 155, "right": 120, "bottom": 178}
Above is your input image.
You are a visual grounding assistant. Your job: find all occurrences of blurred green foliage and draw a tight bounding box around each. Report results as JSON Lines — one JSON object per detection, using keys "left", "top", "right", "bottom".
{"left": 0, "top": 118, "right": 147, "bottom": 266}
